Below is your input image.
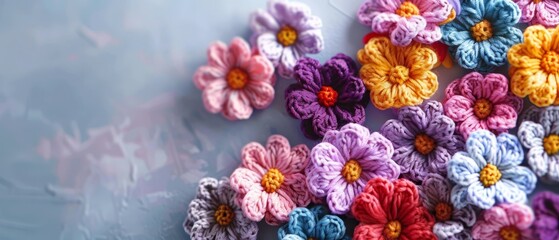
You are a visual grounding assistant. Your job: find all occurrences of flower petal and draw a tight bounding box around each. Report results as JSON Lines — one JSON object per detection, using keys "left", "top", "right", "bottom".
{"left": 193, "top": 66, "right": 226, "bottom": 90}
{"left": 380, "top": 119, "right": 415, "bottom": 146}
{"left": 466, "top": 130, "right": 496, "bottom": 166}
{"left": 278, "top": 47, "right": 301, "bottom": 78}
{"left": 297, "top": 29, "right": 324, "bottom": 54}
{"left": 534, "top": 0, "right": 559, "bottom": 27}
{"left": 485, "top": 0, "right": 521, "bottom": 27}
{"left": 280, "top": 173, "right": 312, "bottom": 207}
{"left": 285, "top": 86, "right": 320, "bottom": 120}
{"left": 247, "top": 55, "right": 275, "bottom": 83}
{"left": 284, "top": 208, "right": 315, "bottom": 238}
{"left": 201, "top": 81, "right": 228, "bottom": 114}
{"left": 321, "top": 54, "right": 358, "bottom": 87}
{"left": 293, "top": 57, "right": 322, "bottom": 92}
{"left": 494, "top": 133, "right": 524, "bottom": 168}
{"left": 467, "top": 182, "right": 496, "bottom": 209}
{"left": 390, "top": 16, "right": 427, "bottom": 46}
{"left": 241, "top": 142, "right": 269, "bottom": 174}
{"left": 501, "top": 166, "right": 537, "bottom": 193}
{"left": 267, "top": 192, "right": 296, "bottom": 224}
{"left": 313, "top": 215, "right": 346, "bottom": 239}
{"left": 353, "top": 224, "right": 384, "bottom": 240}
{"left": 493, "top": 179, "right": 528, "bottom": 205}
{"left": 230, "top": 167, "right": 263, "bottom": 196}
{"left": 455, "top": 40, "right": 480, "bottom": 69}
{"left": 448, "top": 152, "right": 481, "bottom": 186}
{"left": 451, "top": 185, "right": 470, "bottom": 209}
{"left": 246, "top": 81, "right": 275, "bottom": 109}
{"left": 444, "top": 95, "right": 475, "bottom": 122}
{"left": 229, "top": 37, "right": 252, "bottom": 68}
{"left": 433, "top": 221, "right": 464, "bottom": 240}
{"left": 529, "top": 73, "right": 558, "bottom": 107}
{"left": 527, "top": 146, "right": 550, "bottom": 178}
{"left": 327, "top": 182, "right": 357, "bottom": 214}
{"left": 250, "top": 9, "right": 280, "bottom": 34}
{"left": 257, "top": 33, "right": 283, "bottom": 64}
{"left": 207, "top": 41, "right": 232, "bottom": 69}
{"left": 242, "top": 189, "right": 268, "bottom": 221}
{"left": 351, "top": 192, "right": 388, "bottom": 224}
{"left": 415, "top": 24, "right": 442, "bottom": 44}
{"left": 311, "top": 107, "right": 338, "bottom": 138}
{"left": 222, "top": 91, "right": 253, "bottom": 120}
{"left": 357, "top": 0, "right": 399, "bottom": 26}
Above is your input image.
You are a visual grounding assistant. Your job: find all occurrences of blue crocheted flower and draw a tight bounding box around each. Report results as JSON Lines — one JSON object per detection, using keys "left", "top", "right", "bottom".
{"left": 441, "top": 0, "right": 523, "bottom": 72}
{"left": 448, "top": 130, "right": 537, "bottom": 210}
{"left": 278, "top": 206, "right": 349, "bottom": 240}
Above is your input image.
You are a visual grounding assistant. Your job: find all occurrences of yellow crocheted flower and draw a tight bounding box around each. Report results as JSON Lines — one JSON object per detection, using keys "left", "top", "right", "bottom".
{"left": 508, "top": 25, "right": 559, "bottom": 107}
{"left": 358, "top": 37, "right": 438, "bottom": 110}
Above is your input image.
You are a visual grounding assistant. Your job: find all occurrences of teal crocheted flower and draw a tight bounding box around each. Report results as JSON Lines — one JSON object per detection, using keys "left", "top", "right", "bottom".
{"left": 441, "top": 0, "right": 523, "bottom": 72}
{"left": 278, "top": 206, "right": 349, "bottom": 240}
{"left": 448, "top": 130, "right": 537, "bottom": 210}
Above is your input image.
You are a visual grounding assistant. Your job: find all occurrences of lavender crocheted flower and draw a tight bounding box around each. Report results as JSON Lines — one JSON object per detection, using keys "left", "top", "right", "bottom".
{"left": 184, "top": 177, "right": 258, "bottom": 240}
{"left": 250, "top": 0, "right": 324, "bottom": 78}
{"left": 380, "top": 100, "right": 464, "bottom": 182}
{"left": 419, "top": 174, "right": 476, "bottom": 240}
{"left": 285, "top": 54, "right": 367, "bottom": 140}
{"left": 514, "top": 0, "right": 559, "bottom": 27}
{"left": 532, "top": 191, "right": 559, "bottom": 240}
{"left": 306, "top": 123, "right": 400, "bottom": 214}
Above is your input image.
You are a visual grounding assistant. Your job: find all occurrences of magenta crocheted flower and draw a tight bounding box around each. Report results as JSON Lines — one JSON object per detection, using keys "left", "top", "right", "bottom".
{"left": 306, "top": 123, "right": 400, "bottom": 215}
{"left": 357, "top": 0, "right": 452, "bottom": 46}
{"left": 229, "top": 135, "right": 311, "bottom": 225}
{"left": 514, "top": 0, "right": 559, "bottom": 27}
{"left": 444, "top": 72, "right": 523, "bottom": 139}
{"left": 380, "top": 100, "right": 464, "bottom": 182}
{"left": 250, "top": 0, "right": 324, "bottom": 78}
{"left": 472, "top": 203, "right": 534, "bottom": 240}
{"left": 285, "top": 54, "right": 367, "bottom": 140}
{"left": 532, "top": 191, "right": 559, "bottom": 240}
{"left": 193, "top": 37, "right": 275, "bottom": 120}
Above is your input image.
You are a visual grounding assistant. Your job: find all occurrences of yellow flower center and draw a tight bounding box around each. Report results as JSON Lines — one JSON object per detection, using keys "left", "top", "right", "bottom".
{"left": 214, "top": 204, "right": 235, "bottom": 226}
{"left": 388, "top": 65, "right": 410, "bottom": 84}
{"left": 499, "top": 226, "right": 521, "bottom": 240}
{"left": 415, "top": 133, "right": 436, "bottom": 155}
{"left": 471, "top": 20, "right": 493, "bottom": 42}
{"left": 341, "top": 160, "right": 362, "bottom": 183}
{"left": 435, "top": 202, "right": 453, "bottom": 222}
{"left": 473, "top": 98, "right": 493, "bottom": 119}
{"left": 277, "top": 25, "right": 298, "bottom": 46}
{"left": 541, "top": 51, "right": 559, "bottom": 74}
{"left": 317, "top": 86, "right": 339, "bottom": 107}
{"left": 479, "top": 164, "right": 502, "bottom": 188}
{"left": 383, "top": 220, "right": 402, "bottom": 240}
{"left": 226, "top": 68, "right": 249, "bottom": 90}
{"left": 396, "top": 1, "right": 420, "bottom": 18}
{"left": 261, "top": 168, "right": 284, "bottom": 193}
{"left": 543, "top": 134, "right": 559, "bottom": 155}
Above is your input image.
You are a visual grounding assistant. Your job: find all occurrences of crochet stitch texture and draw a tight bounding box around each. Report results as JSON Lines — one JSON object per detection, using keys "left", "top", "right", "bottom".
{"left": 532, "top": 191, "right": 559, "bottom": 240}
{"left": 513, "top": 0, "right": 559, "bottom": 27}
{"left": 472, "top": 203, "right": 534, "bottom": 240}
{"left": 277, "top": 205, "right": 349, "bottom": 240}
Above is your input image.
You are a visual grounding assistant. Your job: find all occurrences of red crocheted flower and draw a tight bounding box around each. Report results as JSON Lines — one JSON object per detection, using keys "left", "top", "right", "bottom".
{"left": 351, "top": 177, "right": 436, "bottom": 240}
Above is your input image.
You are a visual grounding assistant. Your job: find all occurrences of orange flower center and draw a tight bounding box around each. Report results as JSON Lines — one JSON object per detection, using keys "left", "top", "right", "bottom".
{"left": 543, "top": 134, "right": 559, "bottom": 155}
{"left": 534, "top": 0, "right": 542, "bottom": 3}
{"left": 474, "top": 98, "right": 493, "bottom": 119}
{"left": 317, "top": 86, "right": 339, "bottom": 107}
{"left": 396, "top": 1, "right": 420, "bottom": 18}
{"left": 341, "top": 159, "right": 362, "bottom": 183}
{"left": 499, "top": 226, "right": 521, "bottom": 240}
{"left": 435, "top": 202, "right": 453, "bottom": 222}
{"left": 415, "top": 133, "right": 436, "bottom": 155}
{"left": 214, "top": 204, "right": 235, "bottom": 226}
{"left": 261, "top": 168, "right": 284, "bottom": 193}
{"left": 226, "top": 68, "right": 249, "bottom": 90}
{"left": 541, "top": 51, "right": 559, "bottom": 74}
{"left": 440, "top": 9, "right": 456, "bottom": 25}
{"left": 277, "top": 25, "right": 298, "bottom": 46}
{"left": 471, "top": 20, "right": 493, "bottom": 42}
{"left": 383, "top": 220, "right": 402, "bottom": 239}
{"left": 479, "top": 164, "right": 502, "bottom": 188}
{"left": 388, "top": 65, "right": 410, "bottom": 84}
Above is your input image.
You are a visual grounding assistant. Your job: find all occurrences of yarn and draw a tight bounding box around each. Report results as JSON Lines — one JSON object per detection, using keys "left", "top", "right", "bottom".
{"left": 285, "top": 54, "right": 367, "bottom": 140}
{"left": 229, "top": 135, "right": 312, "bottom": 225}
{"left": 532, "top": 191, "right": 559, "bottom": 240}
{"left": 306, "top": 123, "right": 400, "bottom": 215}
{"left": 277, "top": 206, "right": 349, "bottom": 240}
{"left": 471, "top": 203, "right": 534, "bottom": 240}
{"left": 250, "top": 0, "right": 324, "bottom": 78}
{"left": 513, "top": 0, "right": 559, "bottom": 27}
{"left": 193, "top": 37, "right": 275, "bottom": 120}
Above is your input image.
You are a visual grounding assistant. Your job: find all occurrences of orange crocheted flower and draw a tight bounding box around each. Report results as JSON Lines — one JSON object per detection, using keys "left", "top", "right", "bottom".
{"left": 358, "top": 37, "right": 439, "bottom": 110}
{"left": 508, "top": 25, "right": 559, "bottom": 107}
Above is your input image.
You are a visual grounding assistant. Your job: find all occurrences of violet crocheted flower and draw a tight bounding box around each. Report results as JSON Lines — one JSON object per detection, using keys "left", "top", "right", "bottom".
{"left": 532, "top": 191, "right": 559, "bottom": 240}
{"left": 419, "top": 174, "right": 476, "bottom": 239}
{"left": 184, "top": 177, "right": 258, "bottom": 240}
{"left": 472, "top": 203, "right": 534, "bottom": 240}
{"left": 278, "top": 205, "right": 350, "bottom": 240}
{"left": 285, "top": 54, "right": 367, "bottom": 140}
{"left": 518, "top": 107, "right": 559, "bottom": 182}
{"left": 193, "top": 37, "right": 275, "bottom": 120}
{"left": 250, "top": 0, "right": 324, "bottom": 78}
{"left": 380, "top": 100, "right": 464, "bottom": 182}
{"left": 357, "top": 0, "right": 452, "bottom": 46}
{"left": 306, "top": 123, "right": 400, "bottom": 215}
{"left": 444, "top": 72, "right": 523, "bottom": 139}
{"left": 514, "top": 0, "right": 559, "bottom": 27}
{"left": 230, "top": 135, "right": 311, "bottom": 225}
{"left": 448, "top": 130, "right": 537, "bottom": 210}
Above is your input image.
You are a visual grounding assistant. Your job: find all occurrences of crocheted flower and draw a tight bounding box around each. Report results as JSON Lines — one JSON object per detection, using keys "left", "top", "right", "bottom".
{"left": 306, "top": 123, "right": 400, "bottom": 215}
{"left": 514, "top": 0, "right": 559, "bottom": 27}
{"left": 250, "top": 0, "right": 324, "bottom": 78}
{"left": 444, "top": 72, "right": 523, "bottom": 139}
{"left": 419, "top": 174, "right": 476, "bottom": 240}
{"left": 441, "top": 0, "right": 523, "bottom": 72}
{"left": 448, "top": 130, "right": 537, "bottom": 210}
{"left": 381, "top": 100, "right": 464, "bottom": 182}
{"left": 230, "top": 135, "right": 311, "bottom": 225}
{"left": 193, "top": 37, "right": 275, "bottom": 120}
{"left": 357, "top": 0, "right": 452, "bottom": 46}
{"left": 358, "top": 37, "right": 438, "bottom": 110}
{"left": 508, "top": 25, "right": 559, "bottom": 107}
{"left": 285, "top": 54, "right": 367, "bottom": 139}
{"left": 518, "top": 107, "right": 559, "bottom": 182}
{"left": 532, "top": 191, "right": 559, "bottom": 240}
{"left": 184, "top": 177, "right": 258, "bottom": 240}
{"left": 278, "top": 205, "right": 349, "bottom": 240}
{"left": 351, "top": 177, "right": 436, "bottom": 240}
{"left": 472, "top": 203, "right": 534, "bottom": 240}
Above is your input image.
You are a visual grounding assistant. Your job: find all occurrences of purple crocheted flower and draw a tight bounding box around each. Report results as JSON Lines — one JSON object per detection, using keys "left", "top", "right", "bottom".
{"left": 532, "top": 191, "right": 559, "bottom": 240}
{"left": 306, "top": 123, "right": 400, "bottom": 215}
{"left": 380, "top": 100, "right": 464, "bottom": 182}
{"left": 419, "top": 174, "right": 476, "bottom": 240}
{"left": 285, "top": 54, "right": 367, "bottom": 140}
{"left": 250, "top": 0, "right": 324, "bottom": 78}
{"left": 514, "top": 0, "right": 559, "bottom": 27}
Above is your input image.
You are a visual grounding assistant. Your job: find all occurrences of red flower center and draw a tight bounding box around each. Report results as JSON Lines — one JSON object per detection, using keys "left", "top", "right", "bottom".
{"left": 435, "top": 202, "right": 453, "bottom": 222}
{"left": 473, "top": 98, "right": 493, "bottom": 119}
{"left": 499, "top": 226, "right": 521, "bottom": 240}
{"left": 414, "top": 133, "right": 436, "bottom": 155}
{"left": 317, "top": 86, "right": 339, "bottom": 107}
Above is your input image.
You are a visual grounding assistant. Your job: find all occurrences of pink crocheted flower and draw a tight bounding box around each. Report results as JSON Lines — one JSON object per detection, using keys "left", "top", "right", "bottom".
{"left": 193, "top": 37, "right": 275, "bottom": 120}
{"left": 472, "top": 203, "right": 534, "bottom": 240}
{"left": 444, "top": 72, "right": 523, "bottom": 139}
{"left": 514, "top": 0, "right": 559, "bottom": 27}
{"left": 230, "top": 135, "right": 311, "bottom": 225}
{"left": 357, "top": 0, "right": 452, "bottom": 46}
